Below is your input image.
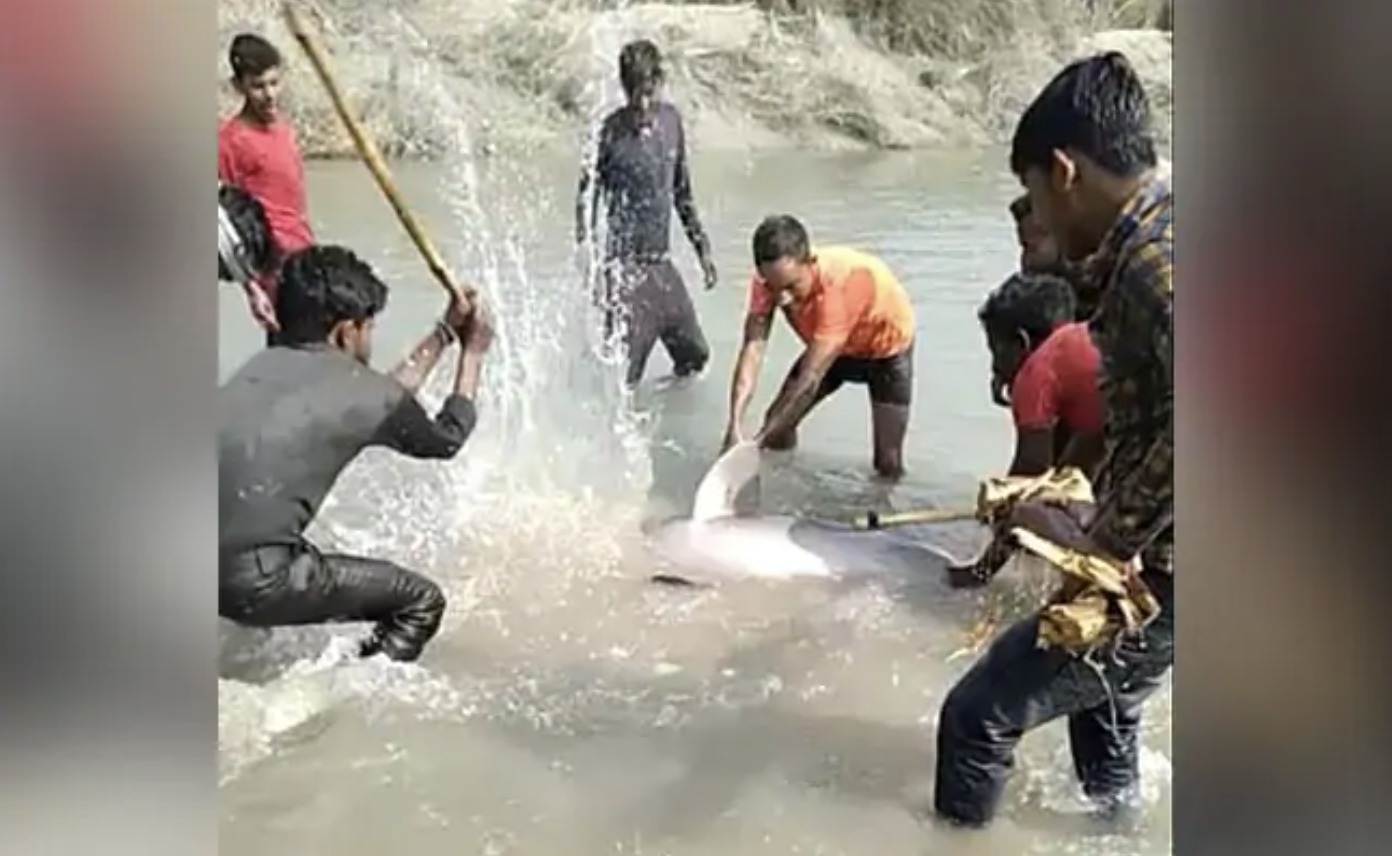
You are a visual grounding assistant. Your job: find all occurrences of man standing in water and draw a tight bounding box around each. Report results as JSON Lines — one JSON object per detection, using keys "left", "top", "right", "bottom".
{"left": 723, "top": 215, "right": 917, "bottom": 479}
{"left": 218, "top": 32, "right": 314, "bottom": 336}
{"left": 576, "top": 39, "right": 718, "bottom": 387}
{"left": 933, "top": 52, "right": 1173, "bottom": 826}
{"left": 220, "top": 244, "right": 494, "bottom": 663}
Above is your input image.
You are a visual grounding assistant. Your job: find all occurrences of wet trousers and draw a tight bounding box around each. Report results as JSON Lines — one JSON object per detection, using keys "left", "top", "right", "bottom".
{"left": 933, "top": 570, "right": 1174, "bottom": 826}
{"left": 600, "top": 257, "right": 710, "bottom": 386}
{"left": 219, "top": 540, "right": 447, "bottom": 662}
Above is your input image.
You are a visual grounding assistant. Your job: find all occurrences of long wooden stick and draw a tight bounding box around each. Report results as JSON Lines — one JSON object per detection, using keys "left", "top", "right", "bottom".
{"left": 852, "top": 506, "right": 977, "bottom": 530}
{"left": 281, "top": 2, "right": 471, "bottom": 306}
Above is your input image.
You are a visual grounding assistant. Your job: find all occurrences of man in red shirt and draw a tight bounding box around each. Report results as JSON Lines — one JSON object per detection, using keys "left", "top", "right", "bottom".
{"left": 948, "top": 271, "right": 1104, "bottom": 588}
{"left": 217, "top": 33, "right": 314, "bottom": 336}
{"left": 983, "top": 272, "right": 1105, "bottom": 477}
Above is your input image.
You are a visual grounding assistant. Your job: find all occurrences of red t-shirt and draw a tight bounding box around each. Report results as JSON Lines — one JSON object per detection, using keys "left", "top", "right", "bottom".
{"left": 1010, "top": 322, "right": 1104, "bottom": 435}
{"left": 218, "top": 115, "right": 313, "bottom": 294}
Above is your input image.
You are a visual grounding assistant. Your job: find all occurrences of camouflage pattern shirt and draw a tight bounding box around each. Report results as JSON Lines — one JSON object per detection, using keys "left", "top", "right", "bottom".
{"left": 1083, "top": 174, "right": 1174, "bottom": 574}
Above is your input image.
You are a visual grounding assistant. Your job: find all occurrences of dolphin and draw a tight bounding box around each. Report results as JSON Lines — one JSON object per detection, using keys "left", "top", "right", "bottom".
{"left": 646, "top": 442, "right": 961, "bottom": 584}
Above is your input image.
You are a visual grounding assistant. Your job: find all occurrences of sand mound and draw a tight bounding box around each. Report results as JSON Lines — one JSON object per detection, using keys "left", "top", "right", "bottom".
{"left": 217, "top": 0, "right": 1172, "bottom": 158}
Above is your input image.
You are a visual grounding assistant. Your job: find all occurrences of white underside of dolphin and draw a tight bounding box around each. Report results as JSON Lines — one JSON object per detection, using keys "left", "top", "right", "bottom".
{"left": 648, "top": 442, "right": 960, "bottom": 583}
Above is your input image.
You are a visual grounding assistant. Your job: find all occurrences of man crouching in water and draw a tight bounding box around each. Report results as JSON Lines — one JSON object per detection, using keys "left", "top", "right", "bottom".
{"left": 576, "top": 39, "right": 718, "bottom": 387}
{"left": 219, "top": 243, "right": 494, "bottom": 662}
{"left": 948, "top": 272, "right": 1105, "bottom": 588}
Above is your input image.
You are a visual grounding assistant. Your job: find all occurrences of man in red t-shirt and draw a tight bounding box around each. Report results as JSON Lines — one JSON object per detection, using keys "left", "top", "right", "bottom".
{"left": 948, "top": 272, "right": 1104, "bottom": 587}
{"left": 217, "top": 33, "right": 314, "bottom": 336}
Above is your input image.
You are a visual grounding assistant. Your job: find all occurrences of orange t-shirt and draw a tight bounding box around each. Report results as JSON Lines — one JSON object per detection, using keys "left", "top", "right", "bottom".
{"left": 747, "top": 246, "right": 915, "bottom": 359}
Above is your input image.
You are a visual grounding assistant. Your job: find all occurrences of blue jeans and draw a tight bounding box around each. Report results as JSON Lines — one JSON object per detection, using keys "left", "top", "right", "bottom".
{"left": 933, "top": 572, "right": 1174, "bottom": 826}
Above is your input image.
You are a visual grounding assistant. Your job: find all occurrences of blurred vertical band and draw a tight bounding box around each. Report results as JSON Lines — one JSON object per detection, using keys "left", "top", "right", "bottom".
{"left": 0, "top": 0, "right": 213, "bottom": 853}
{"left": 1180, "top": 0, "right": 1392, "bottom": 851}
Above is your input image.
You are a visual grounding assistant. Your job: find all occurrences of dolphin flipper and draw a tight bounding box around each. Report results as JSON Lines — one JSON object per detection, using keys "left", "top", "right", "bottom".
{"left": 690, "top": 441, "right": 761, "bottom": 522}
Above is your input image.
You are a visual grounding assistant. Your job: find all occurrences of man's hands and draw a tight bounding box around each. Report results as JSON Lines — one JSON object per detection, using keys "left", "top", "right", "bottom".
{"left": 444, "top": 292, "right": 494, "bottom": 354}
{"left": 1008, "top": 501, "right": 1100, "bottom": 557}
{"left": 944, "top": 499, "right": 1120, "bottom": 590}
{"left": 243, "top": 282, "right": 278, "bottom": 332}
{"left": 699, "top": 253, "right": 718, "bottom": 291}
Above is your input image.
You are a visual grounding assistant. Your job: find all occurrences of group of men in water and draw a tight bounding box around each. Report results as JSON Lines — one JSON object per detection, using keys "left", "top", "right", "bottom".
{"left": 218, "top": 31, "right": 1171, "bottom": 832}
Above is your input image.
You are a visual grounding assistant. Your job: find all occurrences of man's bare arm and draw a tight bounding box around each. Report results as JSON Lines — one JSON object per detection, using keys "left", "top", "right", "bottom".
{"left": 726, "top": 310, "right": 774, "bottom": 433}
{"left": 757, "top": 336, "right": 845, "bottom": 442}
{"left": 1008, "top": 428, "right": 1057, "bottom": 477}
{"left": 389, "top": 321, "right": 453, "bottom": 394}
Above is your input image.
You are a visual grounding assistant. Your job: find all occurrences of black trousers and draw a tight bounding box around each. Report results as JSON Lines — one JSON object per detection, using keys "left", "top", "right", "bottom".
{"left": 219, "top": 541, "right": 447, "bottom": 662}
{"left": 933, "top": 571, "right": 1174, "bottom": 826}
{"left": 600, "top": 257, "right": 710, "bottom": 386}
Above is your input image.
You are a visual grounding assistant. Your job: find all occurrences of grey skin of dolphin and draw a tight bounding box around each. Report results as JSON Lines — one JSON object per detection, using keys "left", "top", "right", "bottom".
{"left": 651, "top": 441, "right": 963, "bottom": 585}
{"left": 645, "top": 514, "right": 958, "bottom": 585}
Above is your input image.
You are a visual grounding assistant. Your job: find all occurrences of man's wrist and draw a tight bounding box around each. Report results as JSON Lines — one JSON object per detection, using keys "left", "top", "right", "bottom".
{"left": 434, "top": 318, "right": 458, "bottom": 345}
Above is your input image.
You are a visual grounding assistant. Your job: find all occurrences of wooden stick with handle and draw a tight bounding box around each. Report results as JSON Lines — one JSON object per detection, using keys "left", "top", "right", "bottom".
{"left": 851, "top": 506, "right": 977, "bottom": 530}
{"left": 281, "top": 2, "right": 472, "bottom": 307}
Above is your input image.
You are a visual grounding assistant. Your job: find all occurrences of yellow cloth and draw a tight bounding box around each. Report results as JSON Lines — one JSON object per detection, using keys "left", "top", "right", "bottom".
{"left": 1010, "top": 528, "right": 1160, "bottom": 650}
{"left": 975, "top": 467, "right": 1095, "bottom": 522}
{"left": 973, "top": 467, "right": 1160, "bottom": 652}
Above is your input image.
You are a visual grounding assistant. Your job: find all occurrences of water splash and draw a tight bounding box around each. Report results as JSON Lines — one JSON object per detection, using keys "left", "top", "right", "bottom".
{"left": 379, "top": 7, "right": 652, "bottom": 506}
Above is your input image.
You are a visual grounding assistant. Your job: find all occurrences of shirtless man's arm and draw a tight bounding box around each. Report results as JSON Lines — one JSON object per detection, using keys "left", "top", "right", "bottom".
{"left": 723, "top": 306, "right": 774, "bottom": 449}
{"left": 670, "top": 109, "right": 716, "bottom": 289}
{"left": 757, "top": 334, "right": 846, "bottom": 446}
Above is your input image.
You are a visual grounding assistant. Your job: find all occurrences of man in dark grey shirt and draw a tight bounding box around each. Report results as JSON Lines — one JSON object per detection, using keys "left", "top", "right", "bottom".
{"left": 219, "top": 243, "right": 494, "bottom": 663}
{"left": 576, "top": 39, "right": 717, "bottom": 387}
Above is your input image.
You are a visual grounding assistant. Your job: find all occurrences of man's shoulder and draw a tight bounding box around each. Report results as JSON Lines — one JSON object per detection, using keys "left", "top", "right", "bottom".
{"left": 1119, "top": 183, "right": 1173, "bottom": 289}
{"left": 1116, "top": 230, "right": 1172, "bottom": 302}
{"left": 822, "top": 246, "right": 901, "bottom": 293}
{"left": 1011, "top": 346, "right": 1060, "bottom": 423}
{"left": 217, "top": 115, "right": 247, "bottom": 148}
{"left": 1050, "top": 322, "right": 1102, "bottom": 369}
{"left": 600, "top": 107, "right": 627, "bottom": 132}
{"left": 1053, "top": 321, "right": 1095, "bottom": 347}
{"left": 220, "top": 347, "right": 276, "bottom": 387}
{"left": 657, "top": 101, "right": 684, "bottom": 127}
{"left": 221, "top": 346, "right": 384, "bottom": 385}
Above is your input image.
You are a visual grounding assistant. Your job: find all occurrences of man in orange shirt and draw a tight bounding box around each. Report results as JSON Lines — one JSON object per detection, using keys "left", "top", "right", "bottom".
{"left": 723, "top": 214, "right": 917, "bottom": 479}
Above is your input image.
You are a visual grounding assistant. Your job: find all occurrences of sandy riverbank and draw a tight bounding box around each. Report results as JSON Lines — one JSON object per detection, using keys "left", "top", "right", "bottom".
{"left": 217, "top": 0, "right": 1172, "bottom": 159}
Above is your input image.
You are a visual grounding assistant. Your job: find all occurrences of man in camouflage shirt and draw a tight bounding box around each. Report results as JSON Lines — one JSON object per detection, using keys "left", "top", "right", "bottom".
{"left": 933, "top": 52, "right": 1174, "bottom": 828}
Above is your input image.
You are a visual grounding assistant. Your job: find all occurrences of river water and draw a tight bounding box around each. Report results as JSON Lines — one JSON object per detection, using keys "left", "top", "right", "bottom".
{"left": 217, "top": 149, "right": 1171, "bottom": 854}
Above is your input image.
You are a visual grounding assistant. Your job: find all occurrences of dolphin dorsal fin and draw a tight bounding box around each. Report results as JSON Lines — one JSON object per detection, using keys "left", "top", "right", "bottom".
{"left": 690, "top": 441, "right": 761, "bottom": 522}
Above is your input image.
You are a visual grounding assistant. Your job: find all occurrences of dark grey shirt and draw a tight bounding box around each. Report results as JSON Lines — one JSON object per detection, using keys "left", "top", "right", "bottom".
{"left": 218, "top": 345, "right": 477, "bottom": 556}
{"left": 576, "top": 102, "right": 709, "bottom": 262}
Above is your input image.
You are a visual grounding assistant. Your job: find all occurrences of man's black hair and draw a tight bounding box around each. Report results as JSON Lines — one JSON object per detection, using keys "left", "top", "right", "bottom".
{"left": 218, "top": 184, "right": 275, "bottom": 280}
{"left": 618, "top": 39, "right": 664, "bottom": 95}
{"left": 751, "top": 214, "right": 811, "bottom": 266}
{"left": 1009, "top": 51, "right": 1157, "bottom": 178}
{"left": 275, "top": 245, "right": 389, "bottom": 346}
{"left": 229, "top": 33, "right": 282, "bottom": 81}
{"left": 978, "top": 272, "right": 1077, "bottom": 344}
